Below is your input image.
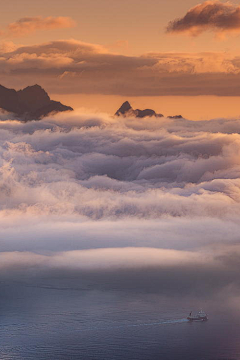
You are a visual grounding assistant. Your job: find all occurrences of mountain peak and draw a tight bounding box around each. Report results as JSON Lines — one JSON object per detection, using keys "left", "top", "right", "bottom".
{"left": 26, "top": 84, "right": 43, "bottom": 89}
{"left": 0, "top": 84, "right": 73, "bottom": 120}
{"left": 167, "top": 115, "right": 183, "bottom": 119}
{"left": 115, "top": 101, "right": 185, "bottom": 119}
{"left": 121, "top": 101, "right": 131, "bottom": 108}
{"left": 115, "top": 101, "right": 163, "bottom": 118}
{"left": 115, "top": 101, "right": 132, "bottom": 116}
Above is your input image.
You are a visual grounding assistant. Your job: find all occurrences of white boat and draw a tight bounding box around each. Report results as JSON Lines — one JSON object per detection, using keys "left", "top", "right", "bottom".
{"left": 187, "top": 310, "right": 208, "bottom": 322}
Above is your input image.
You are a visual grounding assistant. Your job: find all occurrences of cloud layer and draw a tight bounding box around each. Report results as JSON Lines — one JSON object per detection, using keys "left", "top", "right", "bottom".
{"left": 167, "top": 0, "right": 240, "bottom": 37}
{"left": 1, "top": 39, "right": 240, "bottom": 96}
{"left": 1, "top": 111, "right": 240, "bottom": 297}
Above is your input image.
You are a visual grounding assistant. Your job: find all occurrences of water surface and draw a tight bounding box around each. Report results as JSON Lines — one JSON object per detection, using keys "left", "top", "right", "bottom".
{"left": 0, "top": 282, "right": 239, "bottom": 360}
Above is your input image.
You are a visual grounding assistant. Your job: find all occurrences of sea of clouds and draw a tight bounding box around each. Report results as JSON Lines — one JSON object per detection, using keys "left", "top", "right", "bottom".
{"left": 1, "top": 111, "right": 240, "bottom": 299}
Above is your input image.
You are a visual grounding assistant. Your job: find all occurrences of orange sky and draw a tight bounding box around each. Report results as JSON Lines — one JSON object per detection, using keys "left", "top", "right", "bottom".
{"left": 1, "top": 0, "right": 240, "bottom": 119}
{"left": 52, "top": 94, "right": 240, "bottom": 120}
{"left": 2, "top": 0, "right": 240, "bottom": 55}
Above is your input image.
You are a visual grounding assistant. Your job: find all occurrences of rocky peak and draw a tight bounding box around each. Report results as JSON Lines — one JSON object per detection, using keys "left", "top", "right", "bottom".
{"left": 115, "top": 101, "right": 163, "bottom": 118}
{"left": 0, "top": 84, "right": 73, "bottom": 120}
{"left": 167, "top": 115, "right": 183, "bottom": 119}
{"left": 115, "top": 101, "right": 185, "bottom": 119}
{"left": 18, "top": 84, "right": 50, "bottom": 112}
{"left": 115, "top": 101, "right": 132, "bottom": 116}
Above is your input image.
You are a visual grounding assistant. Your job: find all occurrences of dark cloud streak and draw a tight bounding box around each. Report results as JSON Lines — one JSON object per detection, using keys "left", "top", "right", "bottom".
{"left": 167, "top": 0, "right": 240, "bottom": 37}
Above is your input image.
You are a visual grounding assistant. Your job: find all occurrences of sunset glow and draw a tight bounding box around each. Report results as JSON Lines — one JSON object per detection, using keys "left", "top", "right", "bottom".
{"left": 2, "top": 1, "right": 240, "bottom": 359}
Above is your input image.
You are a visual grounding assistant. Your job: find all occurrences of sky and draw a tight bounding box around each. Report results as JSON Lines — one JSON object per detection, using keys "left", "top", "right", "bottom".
{"left": 1, "top": 0, "right": 240, "bottom": 118}
{"left": 0, "top": 0, "right": 234, "bottom": 54}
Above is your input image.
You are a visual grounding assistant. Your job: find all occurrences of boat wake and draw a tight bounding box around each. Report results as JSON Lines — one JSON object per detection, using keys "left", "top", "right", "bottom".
{"left": 123, "top": 319, "right": 189, "bottom": 328}
{"left": 77, "top": 319, "right": 189, "bottom": 333}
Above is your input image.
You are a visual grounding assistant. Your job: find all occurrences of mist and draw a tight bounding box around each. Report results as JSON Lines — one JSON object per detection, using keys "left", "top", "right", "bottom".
{"left": 1, "top": 111, "right": 240, "bottom": 300}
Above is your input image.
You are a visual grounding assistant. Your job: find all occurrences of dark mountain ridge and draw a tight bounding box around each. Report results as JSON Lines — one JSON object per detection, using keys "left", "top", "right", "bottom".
{"left": 0, "top": 84, "right": 73, "bottom": 120}
{"left": 115, "top": 101, "right": 183, "bottom": 119}
{"left": 115, "top": 101, "right": 164, "bottom": 118}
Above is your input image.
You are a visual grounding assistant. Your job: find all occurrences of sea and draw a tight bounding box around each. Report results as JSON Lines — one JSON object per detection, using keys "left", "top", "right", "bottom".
{"left": 0, "top": 282, "right": 239, "bottom": 360}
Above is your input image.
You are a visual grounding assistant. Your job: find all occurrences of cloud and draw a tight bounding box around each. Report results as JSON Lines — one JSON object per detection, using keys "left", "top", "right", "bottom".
{"left": 106, "top": 40, "right": 129, "bottom": 52}
{"left": 1, "top": 112, "right": 240, "bottom": 296}
{"left": 2, "top": 16, "right": 76, "bottom": 38}
{"left": 1, "top": 39, "right": 240, "bottom": 95}
{"left": 0, "top": 245, "right": 240, "bottom": 297}
{"left": 167, "top": 0, "right": 240, "bottom": 37}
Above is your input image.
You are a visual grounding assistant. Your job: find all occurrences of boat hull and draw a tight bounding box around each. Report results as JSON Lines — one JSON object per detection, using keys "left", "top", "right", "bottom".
{"left": 187, "top": 316, "right": 208, "bottom": 322}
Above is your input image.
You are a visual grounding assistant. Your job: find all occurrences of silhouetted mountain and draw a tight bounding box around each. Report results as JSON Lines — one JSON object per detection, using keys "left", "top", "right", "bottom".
{"left": 168, "top": 115, "right": 183, "bottom": 119}
{"left": 0, "top": 84, "right": 73, "bottom": 120}
{"left": 115, "top": 101, "right": 132, "bottom": 116}
{"left": 115, "top": 101, "right": 163, "bottom": 118}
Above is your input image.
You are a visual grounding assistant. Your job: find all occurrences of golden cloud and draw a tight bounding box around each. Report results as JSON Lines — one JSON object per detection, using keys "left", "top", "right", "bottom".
{"left": 2, "top": 16, "right": 76, "bottom": 38}
{"left": 1, "top": 39, "right": 240, "bottom": 96}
